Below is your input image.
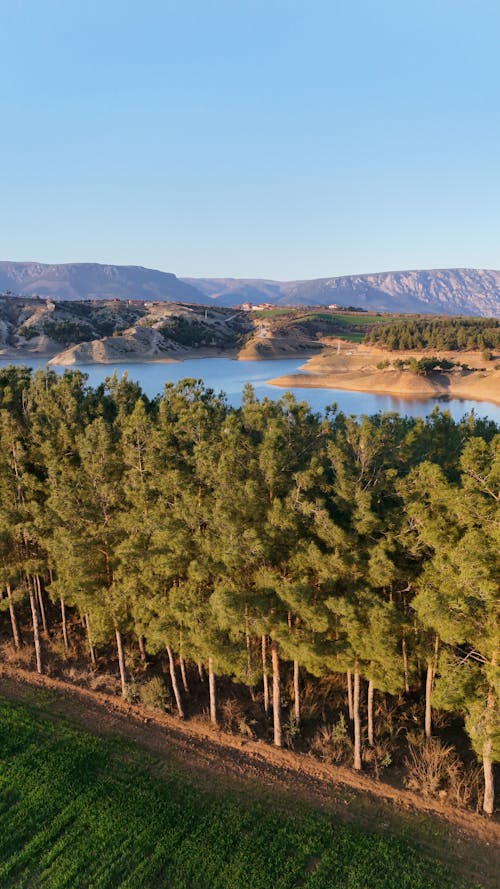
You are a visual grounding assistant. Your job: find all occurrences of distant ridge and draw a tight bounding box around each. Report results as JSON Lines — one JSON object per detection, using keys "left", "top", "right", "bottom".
{"left": 1, "top": 262, "right": 499, "bottom": 317}
{"left": 0, "top": 262, "right": 206, "bottom": 304}
{"left": 184, "top": 268, "right": 500, "bottom": 317}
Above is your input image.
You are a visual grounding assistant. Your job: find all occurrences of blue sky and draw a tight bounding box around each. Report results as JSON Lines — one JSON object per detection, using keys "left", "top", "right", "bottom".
{"left": 1, "top": 0, "right": 499, "bottom": 279}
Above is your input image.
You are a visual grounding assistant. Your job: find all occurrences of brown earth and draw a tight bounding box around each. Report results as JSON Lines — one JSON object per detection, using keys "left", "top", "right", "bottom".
{"left": 237, "top": 323, "right": 321, "bottom": 361}
{"left": 0, "top": 663, "right": 498, "bottom": 888}
{"left": 268, "top": 343, "right": 500, "bottom": 405}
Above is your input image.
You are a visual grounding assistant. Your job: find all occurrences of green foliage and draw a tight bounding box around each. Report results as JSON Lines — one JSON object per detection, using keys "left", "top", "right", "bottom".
{"left": 311, "top": 712, "right": 353, "bottom": 763}
{"left": 159, "top": 316, "right": 245, "bottom": 349}
{"left": 44, "top": 320, "right": 95, "bottom": 344}
{"left": 17, "top": 325, "right": 40, "bottom": 340}
{"left": 138, "top": 676, "right": 171, "bottom": 712}
{"left": 365, "top": 315, "right": 500, "bottom": 351}
{"left": 0, "top": 697, "right": 471, "bottom": 889}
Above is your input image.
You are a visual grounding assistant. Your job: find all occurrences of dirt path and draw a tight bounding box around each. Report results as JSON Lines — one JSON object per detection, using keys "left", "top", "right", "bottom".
{"left": 1, "top": 664, "right": 498, "bottom": 888}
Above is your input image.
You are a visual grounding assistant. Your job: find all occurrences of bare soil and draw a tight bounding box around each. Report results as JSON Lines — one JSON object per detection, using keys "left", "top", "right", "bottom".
{"left": 0, "top": 664, "right": 498, "bottom": 888}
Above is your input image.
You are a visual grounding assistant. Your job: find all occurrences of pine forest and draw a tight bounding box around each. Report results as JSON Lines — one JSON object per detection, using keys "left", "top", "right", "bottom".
{"left": 0, "top": 365, "right": 498, "bottom": 818}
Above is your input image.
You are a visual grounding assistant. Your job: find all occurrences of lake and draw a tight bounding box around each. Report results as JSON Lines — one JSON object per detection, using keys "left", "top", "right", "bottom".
{"left": 1, "top": 355, "right": 500, "bottom": 423}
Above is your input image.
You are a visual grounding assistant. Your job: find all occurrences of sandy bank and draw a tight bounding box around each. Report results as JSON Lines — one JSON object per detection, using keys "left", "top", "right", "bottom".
{"left": 268, "top": 344, "right": 500, "bottom": 405}
{"left": 48, "top": 345, "right": 239, "bottom": 366}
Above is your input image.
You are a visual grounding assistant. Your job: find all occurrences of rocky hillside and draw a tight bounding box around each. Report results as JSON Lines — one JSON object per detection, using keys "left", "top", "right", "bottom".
{"left": 0, "top": 298, "right": 374, "bottom": 364}
{"left": 0, "top": 296, "right": 253, "bottom": 362}
{"left": 185, "top": 269, "right": 500, "bottom": 317}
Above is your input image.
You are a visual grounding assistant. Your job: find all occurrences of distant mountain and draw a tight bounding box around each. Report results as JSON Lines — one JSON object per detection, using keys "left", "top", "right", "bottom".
{"left": 0, "top": 262, "right": 206, "bottom": 304}
{"left": 1, "top": 263, "right": 499, "bottom": 317}
{"left": 184, "top": 269, "right": 500, "bottom": 317}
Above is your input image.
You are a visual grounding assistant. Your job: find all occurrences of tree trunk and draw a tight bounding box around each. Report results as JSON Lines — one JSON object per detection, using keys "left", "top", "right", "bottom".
{"left": 414, "top": 615, "right": 421, "bottom": 678}
{"left": 60, "top": 598, "right": 69, "bottom": 651}
{"left": 367, "top": 678, "right": 374, "bottom": 746}
{"left": 483, "top": 743, "right": 494, "bottom": 816}
{"left": 433, "top": 633, "right": 440, "bottom": 673}
{"left": 424, "top": 635, "right": 440, "bottom": 738}
{"left": 353, "top": 666, "right": 362, "bottom": 770}
{"left": 35, "top": 575, "right": 49, "bottom": 636}
{"left": 271, "top": 639, "right": 282, "bottom": 747}
{"left": 208, "top": 657, "right": 217, "bottom": 725}
{"left": 166, "top": 644, "right": 184, "bottom": 718}
{"left": 85, "top": 613, "right": 97, "bottom": 665}
{"left": 402, "top": 636, "right": 409, "bottom": 693}
{"left": 425, "top": 660, "right": 433, "bottom": 739}
{"left": 483, "top": 651, "right": 497, "bottom": 815}
{"left": 138, "top": 634, "right": 147, "bottom": 663}
{"left": 197, "top": 660, "right": 204, "bottom": 681}
{"left": 293, "top": 659, "right": 300, "bottom": 726}
{"left": 245, "top": 605, "right": 251, "bottom": 678}
{"left": 178, "top": 630, "right": 189, "bottom": 692}
{"left": 179, "top": 656, "right": 189, "bottom": 694}
{"left": 347, "top": 670, "right": 354, "bottom": 720}
{"left": 115, "top": 628, "right": 127, "bottom": 697}
{"left": 28, "top": 581, "right": 43, "bottom": 674}
{"left": 262, "top": 635, "right": 269, "bottom": 716}
{"left": 7, "top": 584, "right": 21, "bottom": 649}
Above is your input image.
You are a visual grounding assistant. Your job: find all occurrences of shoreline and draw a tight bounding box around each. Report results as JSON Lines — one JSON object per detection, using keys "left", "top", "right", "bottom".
{"left": 267, "top": 344, "right": 500, "bottom": 406}
{"left": 267, "top": 370, "right": 500, "bottom": 406}
{"left": 0, "top": 346, "right": 316, "bottom": 366}
{"left": 2, "top": 343, "right": 500, "bottom": 407}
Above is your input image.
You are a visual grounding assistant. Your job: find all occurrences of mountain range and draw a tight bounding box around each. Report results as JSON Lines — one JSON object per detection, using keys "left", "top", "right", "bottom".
{"left": 1, "top": 262, "right": 499, "bottom": 317}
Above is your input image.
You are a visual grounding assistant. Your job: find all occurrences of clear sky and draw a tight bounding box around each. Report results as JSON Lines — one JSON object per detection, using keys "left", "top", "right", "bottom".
{"left": 2, "top": 0, "right": 499, "bottom": 280}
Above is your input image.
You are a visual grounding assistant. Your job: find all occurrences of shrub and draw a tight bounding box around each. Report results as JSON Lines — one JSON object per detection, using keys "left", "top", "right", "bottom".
{"left": 18, "top": 325, "right": 39, "bottom": 340}
{"left": 137, "top": 676, "right": 171, "bottom": 712}
{"left": 310, "top": 713, "right": 353, "bottom": 764}
{"left": 220, "top": 697, "right": 255, "bottom": 737}
{"left": 284, "top": 713, "right": 301, "bottom": 749}
{"left": 44, "top": 320, "right": 94, "bottom": 344}
{"left": 404, "top": 738, "right": 459, "bottom": 797}
{"left": 363, "top": 738, "right": 393, "bottom": 777}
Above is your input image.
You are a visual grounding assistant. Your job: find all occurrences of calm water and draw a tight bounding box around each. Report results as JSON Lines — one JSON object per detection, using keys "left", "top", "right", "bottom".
{"left": 1, "top": 355, "right": 499, "bottom": 423}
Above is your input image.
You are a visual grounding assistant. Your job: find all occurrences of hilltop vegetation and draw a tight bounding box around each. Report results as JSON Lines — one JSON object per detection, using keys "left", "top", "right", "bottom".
{"left": 0, "top": 365, "right": 498, "bottom": 821}
{"left": 365, "top": 316, "right": 500, "bottom": 352}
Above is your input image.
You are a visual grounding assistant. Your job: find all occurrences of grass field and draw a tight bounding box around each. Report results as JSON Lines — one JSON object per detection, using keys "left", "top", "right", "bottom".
{"left": 0, "top": 694, "right": 476, "bottom": 889}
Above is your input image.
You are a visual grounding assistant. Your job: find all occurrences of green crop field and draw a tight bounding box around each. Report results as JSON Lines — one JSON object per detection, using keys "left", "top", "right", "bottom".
{"left": 306, "top": 313, "right": 381, "bottom": 326}
{"left": 0, "top": 695, "right": 475, "bottom": 889}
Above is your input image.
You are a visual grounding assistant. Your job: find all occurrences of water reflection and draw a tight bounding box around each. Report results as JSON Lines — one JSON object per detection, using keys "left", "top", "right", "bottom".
{"left": 1, "top": 356, "right": 499, "bottom": 423}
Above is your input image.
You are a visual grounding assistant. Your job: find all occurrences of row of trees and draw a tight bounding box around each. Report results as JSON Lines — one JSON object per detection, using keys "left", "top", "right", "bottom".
{"left": 365, "top": 316, "right": 500, "bottom": 352}
{"left": 0, "top": 366, "right": 498, "bottom": 814}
